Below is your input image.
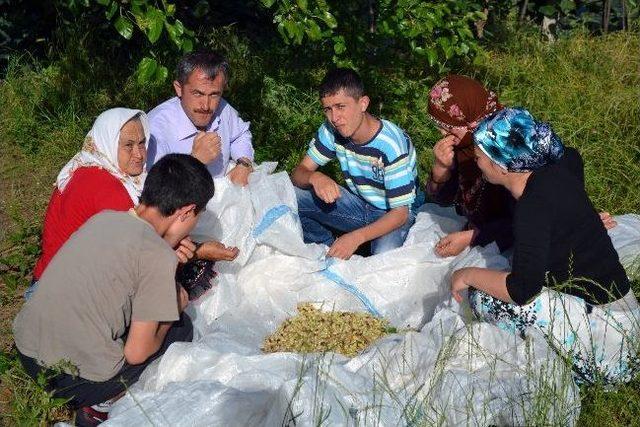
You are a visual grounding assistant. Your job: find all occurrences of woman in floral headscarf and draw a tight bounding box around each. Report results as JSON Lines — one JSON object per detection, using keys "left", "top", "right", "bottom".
{"left": 451, "top": 108, "right": 639, "bottom": 385}
{"left": 426, "top": 75, "right": 615, "bottom": 256}
{"left": 426, "top": 75, "right": 516, "bottom": 257}
{"left": 28, "top": 108, "right": 150, "bottom": 297}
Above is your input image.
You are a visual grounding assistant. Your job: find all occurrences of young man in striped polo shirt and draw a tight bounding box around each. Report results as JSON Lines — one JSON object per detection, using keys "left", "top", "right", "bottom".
{"left": 291, "top": 68, "right": 422, "bottom": 259}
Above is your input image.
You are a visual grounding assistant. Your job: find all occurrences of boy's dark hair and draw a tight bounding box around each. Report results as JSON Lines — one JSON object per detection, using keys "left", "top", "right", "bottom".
{"left": 319, "top": 68, "right": 365, "bottom": 100}
{"left": 176, "top": 51, "right": 229, "bottom": 85}
{"left": 140, "top": 154, "right": 214, "bottom": 216}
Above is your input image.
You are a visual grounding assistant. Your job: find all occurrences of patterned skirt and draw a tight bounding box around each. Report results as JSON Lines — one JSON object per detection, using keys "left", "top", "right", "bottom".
{"left": 469, "top": 288, "right": 640, "bottom": 385}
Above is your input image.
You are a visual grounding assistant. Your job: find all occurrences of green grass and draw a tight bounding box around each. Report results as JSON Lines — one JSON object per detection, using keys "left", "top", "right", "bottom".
{"left": 1, "top": 25, "right": 639, "bottom": 425}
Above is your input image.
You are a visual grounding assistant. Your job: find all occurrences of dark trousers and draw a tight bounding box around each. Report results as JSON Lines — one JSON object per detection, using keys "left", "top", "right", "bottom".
{"left": 17, "top": 313, "right": 193, "bottom": 408}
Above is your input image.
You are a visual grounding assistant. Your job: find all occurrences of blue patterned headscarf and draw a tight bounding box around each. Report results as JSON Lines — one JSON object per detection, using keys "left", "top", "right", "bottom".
{"left": 473, "top": 108, "right": 564, "bottom": 172}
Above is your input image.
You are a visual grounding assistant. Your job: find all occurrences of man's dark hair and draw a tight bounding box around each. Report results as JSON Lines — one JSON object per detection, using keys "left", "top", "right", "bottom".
{"left": 175, "top": 51, "right": 229, "bottom": 85}
{"left": 319, "top": 68, "right": 365, "bottom": 100}
{"left": 140, "top": 154, "right": 214, "bottom": 216}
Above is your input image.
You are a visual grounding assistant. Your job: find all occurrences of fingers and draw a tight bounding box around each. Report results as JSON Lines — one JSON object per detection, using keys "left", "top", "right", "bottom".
{"left": 327, "top": 245, "right": 350, "bottom": 260}
{"left": 319, "top": 185, "right": 340, "bottom": 203}
{"left": 175, "top": 250, "right": 189, "bottom": 264}
{"left": 180, "top": 237, "right": 196, "bottom": 252}
{"left": 434, "top": 135, "right": 458, "bottom": 169}
{"left": 599, "top": 212, "right": 618, "bottom": 230}
{"left": 175, "top": 245, "right": 195, "bottom": 264}
{"left": 200, "top": 241, "right": 239, "bottom": 261}
{"left": 452, "top": 290, "right": 462, "bottom": 304}
{"left": 435, "top": 236, "right": 452, "bottom": 257}
{"left": 327, "top": 235, "right": 358, "bottom": 260}
{"left": 219, "top": 246, "right": 239, "bottom": 261}
{"left": 314, "top": 177, "right": 341, "bottom": 204}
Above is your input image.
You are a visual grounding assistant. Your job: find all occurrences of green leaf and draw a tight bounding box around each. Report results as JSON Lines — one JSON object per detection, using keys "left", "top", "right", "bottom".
{"left": 154, "top": 65, "right": 169, "bottom": 83}
{"left": 137, "top": 57, "right": 158, "bottom": 84}
{"left": 165, "top": 19, "right": 185, "bottom": 47}
{"left": 559, "top": 0, "right": 576, "bottom": 14}
{"left": 181, "top": 38, "right": 194, "bottom": 53}
{"left": 145, "top": 8, "right": 165, "bottom": 43}
{"left": 306, "top": 20, "right": 322, "bottom": 40}
{"left": 296, "top": 0, "right": 308, "bottom": 12}
{"left": 96, "top": 0, "right": 110, "bottom": 6}
{"left": 322, "top": 11, "right": 338, "bottom": 29}
{"left": 131, "top": 2, "right": 143, "bottom": 16}
{"left": 333, "top": 36, "right": 346, "bottom": 54}
{"left": 166, "top": 3, "right": 176, "bottom": 16}
{"left": 538, "top": 5, "right": 557, "bottom": 16}
{"left": 426, "top": 47, "right": 438, "bottom": 67}
{"left": 114, "top": 16, "right": 134, "bottom": 40}
{"left": 261, "top": 0, "right": 276, "bottom": 7}
{"left": 106, "top": 1, "right": 118, "bottom": 20}
{"left": 283, "top": 20, "right": 299, "bottom": 41}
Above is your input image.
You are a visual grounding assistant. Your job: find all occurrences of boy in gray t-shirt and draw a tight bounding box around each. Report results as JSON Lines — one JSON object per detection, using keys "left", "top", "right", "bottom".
{"left": 13, "top": 154, "right": 214, "bottom": 426}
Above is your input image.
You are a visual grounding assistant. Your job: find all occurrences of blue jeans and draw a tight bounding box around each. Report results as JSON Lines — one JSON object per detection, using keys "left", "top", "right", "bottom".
{"left": 24, "top": 279, "right": 38, "bottom": 300}
{"left": 295, "top": 186, "right": 415, "bottom": 255}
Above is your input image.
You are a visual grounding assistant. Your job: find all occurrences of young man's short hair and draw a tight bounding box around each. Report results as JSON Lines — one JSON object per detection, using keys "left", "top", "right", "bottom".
{"left": 319, "top": 68, "right": 365, "bottom": 100}
{"left": 140, "top": 154, "right": 214, "bottom": 216}
{"left": 175, "top": 51, "right": 229, "bottom": 85}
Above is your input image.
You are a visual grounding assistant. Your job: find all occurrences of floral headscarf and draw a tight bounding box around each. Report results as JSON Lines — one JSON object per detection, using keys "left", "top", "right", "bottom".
{"left": 428, "top": 75, "right": 500, "bottom": 134}
{"left": 55, "top": 108, "right": 150, "bottom": 204}
{"left": 428, "top": 75, "right": 506, "bottom": 224}
{"left": 474, "top": 108, "right": 564, "bottom": 172}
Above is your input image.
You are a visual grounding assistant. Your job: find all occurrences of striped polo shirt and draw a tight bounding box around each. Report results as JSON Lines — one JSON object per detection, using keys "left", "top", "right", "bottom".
{"left": 307, "top": 119, "right": 419, "bottom": 211}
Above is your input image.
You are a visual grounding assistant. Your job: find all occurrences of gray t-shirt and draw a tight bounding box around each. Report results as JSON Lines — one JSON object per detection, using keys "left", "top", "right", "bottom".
{"left": 14, "top": 211, "right": 179, "bottom": 381}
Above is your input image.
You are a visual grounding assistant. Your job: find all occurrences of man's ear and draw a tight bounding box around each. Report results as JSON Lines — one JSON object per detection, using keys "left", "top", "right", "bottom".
{"left": 173, "top": 80, "right": 183, "bottom": 98}
{"left": 359, "top": 95, "right": 370, "bottom": 113}
{"left": 176, "top": 204, "right": 197, "bottom": 221}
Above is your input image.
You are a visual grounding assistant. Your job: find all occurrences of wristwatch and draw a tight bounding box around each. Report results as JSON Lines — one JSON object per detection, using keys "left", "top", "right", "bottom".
{"left": 236, "top": 157, "right": 254, "bottom": 170}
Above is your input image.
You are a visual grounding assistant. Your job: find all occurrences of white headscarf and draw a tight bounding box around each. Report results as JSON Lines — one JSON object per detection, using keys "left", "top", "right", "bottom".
{"left": 56, "top": 108, "right": 150, "bottom": 204}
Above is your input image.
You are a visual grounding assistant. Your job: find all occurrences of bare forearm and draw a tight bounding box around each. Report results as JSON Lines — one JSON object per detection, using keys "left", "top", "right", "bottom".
{"left": 291, "top": 164, "right": 317, "bottom": 188}
{"left": 142, "top": 322, "right": 171, "bottom": 357}
{"left": 355, "top": 207, "right": 409, "bottom": 243}
{"left": 426, "top": 165, "right": 453, "bottom": 196}
{"left": 124, "top": 321, "right": 172, "bottom": 365}
{"left": 462, "top": 267, "right": 512, "bottom": 303}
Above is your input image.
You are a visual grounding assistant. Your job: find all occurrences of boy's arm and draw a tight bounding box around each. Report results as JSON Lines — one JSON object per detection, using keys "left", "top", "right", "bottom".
{"left": 124, "top": 285, "right": 188, "bottom": 365}
{"left": 291, "top": 155, "right": 341, "bottom": 204}
{"left": 123, "top": 320, "right": 172, "bottom": 365}
{"left": 328, "top": 206, "right": 409, "bottom": 259}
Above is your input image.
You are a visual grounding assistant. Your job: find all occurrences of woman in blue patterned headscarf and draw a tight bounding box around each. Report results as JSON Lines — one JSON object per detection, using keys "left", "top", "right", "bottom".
{"left": 473, "top": 108, "right": 564, "bottom": 172}
{"left": 450, "top": 107, "right": 640, "bottom": 385}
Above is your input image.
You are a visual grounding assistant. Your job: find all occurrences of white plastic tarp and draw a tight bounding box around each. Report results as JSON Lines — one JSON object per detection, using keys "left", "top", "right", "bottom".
{"left": 102, "top": 166, "right": 640, "bottom": 426}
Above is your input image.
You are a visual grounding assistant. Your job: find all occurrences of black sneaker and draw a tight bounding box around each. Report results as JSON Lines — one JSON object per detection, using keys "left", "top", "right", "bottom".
{"left": 74, "top": 406, "right": 109, "bottom": 426}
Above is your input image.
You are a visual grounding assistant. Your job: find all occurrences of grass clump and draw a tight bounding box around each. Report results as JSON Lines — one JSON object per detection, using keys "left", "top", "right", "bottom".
{"left": 477, "top": 30, "right": 640, "bottom": 214}
{"left": 0, "top": 351, "right": 71, "bottom": 426}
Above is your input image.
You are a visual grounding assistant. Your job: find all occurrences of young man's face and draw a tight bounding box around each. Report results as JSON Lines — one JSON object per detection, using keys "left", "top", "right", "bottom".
{"left": 173, "top": 68, "right": 225, "bottom": 130}
{"left": 117, "top": 118, "right": 147, "bottom": 176}
{"left": 321, "top": 89, "right": 369, "bottom": 138}
{"left": 163, "top": 206, "right": 200, "bottom": 247}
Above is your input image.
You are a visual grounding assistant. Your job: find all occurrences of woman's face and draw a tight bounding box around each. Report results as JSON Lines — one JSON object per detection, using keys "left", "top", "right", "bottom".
{"left": 117, "top": 119, "right": 146, "bottom": 176}
{"left": 474, "top": 145, "right": 504, "bottom": 184}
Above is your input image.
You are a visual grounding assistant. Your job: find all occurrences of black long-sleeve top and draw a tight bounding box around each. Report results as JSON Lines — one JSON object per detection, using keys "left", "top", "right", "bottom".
{"left": 506, "top": 152, "right": 629, "bottom": 306}
{"left": 429, "top": 147, "right": 584, "bottom": 252}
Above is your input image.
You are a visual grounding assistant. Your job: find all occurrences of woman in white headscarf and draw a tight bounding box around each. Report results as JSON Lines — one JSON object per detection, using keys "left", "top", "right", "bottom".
{"left": 28, "top": 108, "right": 149, "bottom": 297}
